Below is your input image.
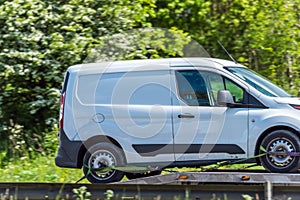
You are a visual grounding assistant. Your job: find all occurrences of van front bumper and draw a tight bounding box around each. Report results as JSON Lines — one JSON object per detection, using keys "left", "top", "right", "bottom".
{"left": 55, "top": 130, "right": 82, "bottom": 169}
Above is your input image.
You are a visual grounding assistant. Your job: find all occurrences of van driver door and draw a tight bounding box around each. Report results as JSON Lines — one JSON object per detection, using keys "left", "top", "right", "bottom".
{"left": 171, "top": 69, "right": 249, "bottom": 162}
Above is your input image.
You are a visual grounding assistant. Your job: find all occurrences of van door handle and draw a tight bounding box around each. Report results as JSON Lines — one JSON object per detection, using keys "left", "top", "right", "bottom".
{"left": 178, "top": 114, "right": 195, "bottom": 119}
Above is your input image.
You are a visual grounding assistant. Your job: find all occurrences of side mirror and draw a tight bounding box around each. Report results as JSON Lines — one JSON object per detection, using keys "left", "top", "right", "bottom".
{"left": 217, "top": 90, "right": 234, "bottom": 106}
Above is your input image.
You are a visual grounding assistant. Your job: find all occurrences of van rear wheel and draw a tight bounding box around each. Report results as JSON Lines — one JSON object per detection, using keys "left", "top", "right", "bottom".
{"left": 83, "top": 143, "right": 125, "bottom": 183}
{"left": 259, "top": 130, "right": 300, "bottom": 173}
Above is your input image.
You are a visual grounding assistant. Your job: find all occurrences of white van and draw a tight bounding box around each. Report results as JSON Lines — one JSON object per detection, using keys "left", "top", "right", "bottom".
{"left": 55, "top": 57, "right": 300, "bottom": 183}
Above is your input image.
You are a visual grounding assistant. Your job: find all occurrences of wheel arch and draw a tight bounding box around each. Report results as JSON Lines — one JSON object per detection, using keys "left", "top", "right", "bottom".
{"left": 254, "top": 125, "right": 300, "bottom": 163}
{"left": 77, "top": 135, "right": 125, "bottom": 168}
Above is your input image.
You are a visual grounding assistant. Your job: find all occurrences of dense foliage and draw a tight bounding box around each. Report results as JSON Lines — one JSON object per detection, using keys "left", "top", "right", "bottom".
{"left": 0, "top": 0, "right": 158, "bottom": 162}
{"left": 150, "top": 0, "right": 300, "bottom": 91}
{"left": 0, "top": 0, "right": 299, "bottom": 163}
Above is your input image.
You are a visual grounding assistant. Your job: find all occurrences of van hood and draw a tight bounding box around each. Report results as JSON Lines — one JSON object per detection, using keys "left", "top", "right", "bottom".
{"left": 274, "top": 97, "right": 300, "bottom": 105}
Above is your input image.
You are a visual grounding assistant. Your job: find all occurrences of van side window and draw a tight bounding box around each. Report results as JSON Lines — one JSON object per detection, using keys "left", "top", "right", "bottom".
{"left": 176, "top": 71, "right": 210, "bottom": 106}
{"left": 224, "top": 78, "right": 244, "bottom": 103}
{"left": 207, "top": 73, "right": 223, "bottom": 103}
{"left": 208, "top": 73, "right": 245, "bottom": 104}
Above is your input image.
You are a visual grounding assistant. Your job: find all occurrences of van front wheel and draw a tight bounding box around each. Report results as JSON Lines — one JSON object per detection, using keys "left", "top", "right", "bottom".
{"left": 83, "top": 143, "right": 125, "bottom": 183}
{"left": 259, "top": 130, "right": 300, "bottom": 173}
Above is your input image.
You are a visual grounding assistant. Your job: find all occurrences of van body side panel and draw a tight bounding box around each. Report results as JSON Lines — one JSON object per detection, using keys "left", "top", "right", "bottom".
{"left": 71, "top": 70, "right": 175, "bottom": 164}
{"left": 248, "top": 106, "right": 300, "bottom": 157}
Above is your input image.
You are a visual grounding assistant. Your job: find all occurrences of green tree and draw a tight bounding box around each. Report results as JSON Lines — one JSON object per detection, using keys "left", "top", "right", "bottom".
{"left": 0, "top": 0, "right": 156, "bottom": 159}
{"left": 244, "top": 0, "right": 300, "bottom": 93}
{"left": 151, "top": 0, "right": 300, "bottom": 94}
{"left": 0, "top": 0, "right": 192, "bottom": 161}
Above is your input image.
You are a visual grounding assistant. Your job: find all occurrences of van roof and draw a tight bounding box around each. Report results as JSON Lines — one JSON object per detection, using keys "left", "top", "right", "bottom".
{"left": 68, "top": 57, "right": 244, "bottom": 74}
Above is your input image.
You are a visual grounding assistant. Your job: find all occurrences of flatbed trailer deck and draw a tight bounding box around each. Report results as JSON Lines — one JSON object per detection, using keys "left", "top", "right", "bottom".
{"left": 115, "top": 171, "right": 300, "bottom": 200}
{"left": 117, "top": 171, "right": 300, "bottom": 185}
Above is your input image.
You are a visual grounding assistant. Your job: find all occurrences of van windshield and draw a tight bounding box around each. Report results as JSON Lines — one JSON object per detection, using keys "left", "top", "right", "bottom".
{"left": 225, "top": 67, "right": 291, "bottom": 97}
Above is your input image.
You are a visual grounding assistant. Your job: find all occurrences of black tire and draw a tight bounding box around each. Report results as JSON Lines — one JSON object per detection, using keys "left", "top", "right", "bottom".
{"left": 83, "top": 143, "right": 125, "bottom": 183}
{"left": 126, "top": 170, "right": 162, "bottom": 180}
{"left": 259, "top": 130, "right": 300, "bottom": 173}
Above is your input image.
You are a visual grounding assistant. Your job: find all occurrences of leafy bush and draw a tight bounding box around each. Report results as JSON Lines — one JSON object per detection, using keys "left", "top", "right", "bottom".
{"left": 0, "top": 0, "right": 158, "bottom": 161}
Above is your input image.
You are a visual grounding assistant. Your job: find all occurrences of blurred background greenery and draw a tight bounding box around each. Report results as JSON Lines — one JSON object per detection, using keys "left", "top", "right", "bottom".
{"left": 0, "top": 0, "right": 299, "bottom": 182}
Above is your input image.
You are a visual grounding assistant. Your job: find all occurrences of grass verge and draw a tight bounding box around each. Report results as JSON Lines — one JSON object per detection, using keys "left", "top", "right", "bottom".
{"left": 0, "top": 155, "right": 88, "bottom": 183}
{"left": 0, "top": 155, "right": 264, "bottom": 183}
